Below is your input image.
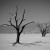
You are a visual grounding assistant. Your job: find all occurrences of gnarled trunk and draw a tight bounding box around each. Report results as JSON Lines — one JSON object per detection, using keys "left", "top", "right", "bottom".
{"left": 16, "top": 32, "right": 20, "bottom": 43}
{"left": 42, "top": 31, "right": 46, "bottom": 37}
{"left": 42, "top": 33, "right": 45, "bottom": 37}
{"left": 13, "top": 31, "right": 21, "bottom": 46}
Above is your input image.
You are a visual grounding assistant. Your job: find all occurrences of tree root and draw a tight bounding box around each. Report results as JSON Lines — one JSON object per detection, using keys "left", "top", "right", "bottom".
{"left": 12, "top": 42, "right": 21, "bottom": 46}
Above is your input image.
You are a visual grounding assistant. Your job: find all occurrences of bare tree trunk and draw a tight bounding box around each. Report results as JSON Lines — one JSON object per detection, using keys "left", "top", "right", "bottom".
{"left": 42, "top": 32, "right": 45, "bottom": 37}
{"left": 42, "top": 33, "right": 45, "bottom": 37}
{"left": 13, "top": 30, "right": 21, "bottom": 46}
{"left": 16, "top": 32, "right": 20, "bottom": 43}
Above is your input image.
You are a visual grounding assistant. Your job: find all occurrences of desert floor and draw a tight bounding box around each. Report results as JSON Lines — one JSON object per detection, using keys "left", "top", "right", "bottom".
{"left": 0, "top": 33, "right": 50, "bottom": 50}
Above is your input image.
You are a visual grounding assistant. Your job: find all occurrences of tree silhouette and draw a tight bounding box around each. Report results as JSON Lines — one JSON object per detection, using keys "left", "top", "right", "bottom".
{"left": 37, "top": 23, "right": 50, "bottom": 37}
{"left": 0, "top": 6, "right": 34, "bottom": 46}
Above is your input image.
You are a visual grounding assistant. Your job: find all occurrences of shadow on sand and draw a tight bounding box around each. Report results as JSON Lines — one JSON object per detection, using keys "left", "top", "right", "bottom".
{"left": 19, "top": 42, "right": 41, "bottom": 47}
{"left": 34, "top": 41, "right": 50, "bottom": 44}
{"left": 8, "top": 41, "right": 50, "bottom": 47}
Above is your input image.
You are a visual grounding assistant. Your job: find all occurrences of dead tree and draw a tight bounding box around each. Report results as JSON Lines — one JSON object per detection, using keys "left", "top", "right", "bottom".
{"left": 0, "top": 6, "right": 34, "bottom": 46}
{"left": 37, "top": 23, "right": 50, "bottom": 37}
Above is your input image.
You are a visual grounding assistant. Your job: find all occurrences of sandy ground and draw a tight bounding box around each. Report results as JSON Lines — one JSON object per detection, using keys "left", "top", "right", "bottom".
{"left": 0, "top": 33, "right": 50, "bottom": 50}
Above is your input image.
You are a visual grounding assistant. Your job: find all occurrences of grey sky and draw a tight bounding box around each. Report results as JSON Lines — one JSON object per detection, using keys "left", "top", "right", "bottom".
{"left": 0, "top": 0, "right": 50, "bottom": 25}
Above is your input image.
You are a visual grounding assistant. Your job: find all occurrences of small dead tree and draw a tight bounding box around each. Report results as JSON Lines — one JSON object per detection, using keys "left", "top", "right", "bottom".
{"left": 0, "top": 6, "right": 34, "bottom": 46}
{"left": 37, "top": 23, "right": 50, "bottom": 37}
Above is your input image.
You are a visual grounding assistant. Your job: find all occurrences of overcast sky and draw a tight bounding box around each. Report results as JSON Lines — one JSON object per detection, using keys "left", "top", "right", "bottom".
{"left": 0, "top": 0, "right": 50, "bottom": 25}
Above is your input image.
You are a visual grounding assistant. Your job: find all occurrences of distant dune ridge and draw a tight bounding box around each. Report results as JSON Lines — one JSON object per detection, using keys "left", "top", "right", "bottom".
{"left": 0, "top": 23, "right": 37, "bottom": 33}
{"left": 0, "top": 22, "right": 50, "bottom": 34}
{"left": 0, "top": 26, "right": 16, "bottom": 33}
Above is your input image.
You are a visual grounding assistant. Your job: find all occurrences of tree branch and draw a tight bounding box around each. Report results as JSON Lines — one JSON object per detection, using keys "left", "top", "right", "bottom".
{"left": 23, "top": 21, "right": 34, "bottom": 26}
{"left": 15, "top": 6, "right": 18, "bottom": 16}
{"left": 14, "top": 6, "right": 19, "bottom": 27}
{"left": 19, "top": 21, "right": 34, "bottom": 34}
{"left": 45, "top": 25, "right": 50, "bottom": 33}
{"left": 0, "top": 24, "right": 11, "bottom": 27}
{"left": 37, "top": 23, "right": 43, "bottom": 30}
{"left": 14, "top": 16, "right": 18, "bottom": 27}
{"left": 14, "top": 6, "right": 18, "bottom": 21}
{"left": 37, "top": 23, "right": 41, "bottom": 28}
{"left": 9, "top": 13, "right": 14, "bottom": 16}
{"left": 46, "top": 26, "right": 50, "bottom": 29}
{"left": 8, "top": 17, "right": 16, "bottom": 28}
{"left": 19, "top": 9, "right": 26, "bottom": 27}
